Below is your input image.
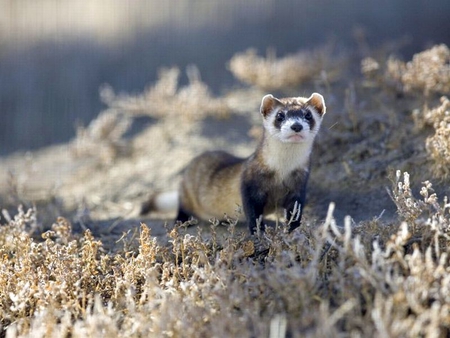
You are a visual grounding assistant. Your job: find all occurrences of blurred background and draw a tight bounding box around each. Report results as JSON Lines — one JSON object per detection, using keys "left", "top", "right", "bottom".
{"left": 1, "top": 0, "right": 449, "bottom": 156}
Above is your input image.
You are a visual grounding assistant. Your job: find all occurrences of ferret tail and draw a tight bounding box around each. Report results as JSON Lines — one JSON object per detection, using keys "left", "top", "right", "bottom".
{"left": 140, "top": 191, "right": 179, "bottom": 215}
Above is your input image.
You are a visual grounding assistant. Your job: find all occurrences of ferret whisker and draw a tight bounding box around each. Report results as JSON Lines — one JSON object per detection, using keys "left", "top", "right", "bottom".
{"left": 328, "top": 122, "right": 338, "bottom": 130}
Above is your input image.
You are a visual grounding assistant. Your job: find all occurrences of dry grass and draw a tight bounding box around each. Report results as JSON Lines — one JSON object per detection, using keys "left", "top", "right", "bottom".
{"left": 363, "top": 44, "right": 450, "bottom": 180}
{"left": 1, "top": 171, "right": 450, "bottom": 337}
{"left": 413, "top": 95, "right": 450, "bottom": 179}
{"left": 71, "top": 66, "right": 230, "bottom": 165}
{"left": 391, "top": 44, "right": 450, "bottom": 97}
{"left": 71, "top": 111, "right": 132, "bottom": 165}
{"left": 100, "top": 66, "right": 230, "bottom": 122}
{"left": 228, "top": 47, "right": 338, "bottom": 91}
{"left": 362, "top": 44, "right": 450, "bottom": 97}
{"left": 423, "top": 97, "right": 450, "bottom": 179}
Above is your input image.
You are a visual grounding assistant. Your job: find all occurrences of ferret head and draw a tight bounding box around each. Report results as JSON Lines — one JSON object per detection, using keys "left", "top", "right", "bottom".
{"left": 260, "top": 93, "right": 326, "bottom": 144}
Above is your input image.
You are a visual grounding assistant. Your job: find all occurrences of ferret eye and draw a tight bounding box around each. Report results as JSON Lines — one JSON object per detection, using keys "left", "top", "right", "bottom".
{"left": 304, "top": 111, "right": 312, "bottom": 120}
{"left": 275, "top": 112, "right": 285, "bottom": 122}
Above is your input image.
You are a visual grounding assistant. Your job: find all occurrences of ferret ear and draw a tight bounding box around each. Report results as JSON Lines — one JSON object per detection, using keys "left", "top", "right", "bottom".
{"left": 306, "top": 93, "right": 326, "bottom": 116}
{"left": 260, "top": 94, "right": 283, "bottom": 117}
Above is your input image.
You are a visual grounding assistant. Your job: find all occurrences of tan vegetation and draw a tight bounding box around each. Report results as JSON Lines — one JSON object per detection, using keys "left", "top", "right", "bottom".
{"left": 72, "top": 111, "right": 132, "bottom": 164}
{"left": 362, "top": 44, "right": 450, "bottom": 97}
{"left": 100, "top": 66, "right": 230, "bottom": 121}
{"left": 419, "top": 96, "right": 450, "bottom": 179}
{"left": 390, "top": 44, "right": 450, "bottom": 96}
{"left": 228, "top": 47, "right": 337, "bottom": 91}
{"left": 1, "top": 172, "right": 450, "bottom": 336}
{"left": 363, "top": 44, "right": 450, "bottom": 180}
{"left": 71, "top": 66, "right": 230, "bottom": 164}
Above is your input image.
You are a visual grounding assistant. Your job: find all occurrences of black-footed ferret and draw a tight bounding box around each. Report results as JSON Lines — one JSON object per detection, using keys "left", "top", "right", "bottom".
{"left": 141, "top": 93, "right": 326, "bottom": 234}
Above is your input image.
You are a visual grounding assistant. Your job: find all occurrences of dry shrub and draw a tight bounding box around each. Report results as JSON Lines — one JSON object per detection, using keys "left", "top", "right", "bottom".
{"left": 391, "top": 170, "right": 450, "bottom": 236}
{"left": 71, "top": 110, "right": 132, "bottom": 164}
{"left": 360, "top": 57, "right": 380, "bottom": 77}
{"left": 99, "top": 66, "right": 230, "bottom": 121}
{"left": 71, "top": 66, "right": 229, "bottom": 164}
{"left": 390, "top": 171, "right": 426, "bottom": 224}
{"left": 394, "top": 44, "right": 450, "bottom": 96}
{"left": 422, "top": 97, "right": 450, "bottom": 178}
{"left": 228, "top": 48, "right": 334, "bottom": 91}
{"left": 362, "top": 44, "right": 450, "bottom": 97}
{"left": 363, "top": 45, "right": 450, "bottom": 180}
{"left": 413, "top": 96, "right": 450, "bottom": 129}
{"left": 426, "top": 119, "right": 450, "bottom": 179}
{"left": 2, "top": 170, "right": 450, "bottom": 337}
{"left": 1, "top": 205, "right": 38, "bottom": 234}
{"left": 412, "top": 97, "right": 450, "bottom": 179}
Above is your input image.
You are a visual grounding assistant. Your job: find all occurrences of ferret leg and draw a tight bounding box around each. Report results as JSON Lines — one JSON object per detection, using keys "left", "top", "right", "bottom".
{"left": 284, "top": 193, "right": 305, "bottom": 232}
{"left": 241, "top": 182, "right": 267, "bottom": 234}
{"left": 175, "top": 206, "right": 192, "bottom": 224}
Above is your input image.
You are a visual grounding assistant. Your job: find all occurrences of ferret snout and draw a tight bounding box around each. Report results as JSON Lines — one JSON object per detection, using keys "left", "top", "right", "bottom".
{"left": 290, "top": 123, "right": 303, "bottom": 132}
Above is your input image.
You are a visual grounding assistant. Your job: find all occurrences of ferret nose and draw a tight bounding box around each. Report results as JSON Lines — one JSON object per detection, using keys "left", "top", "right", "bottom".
{"left": 291, "top": 123, "right": 303, "bottom": 132}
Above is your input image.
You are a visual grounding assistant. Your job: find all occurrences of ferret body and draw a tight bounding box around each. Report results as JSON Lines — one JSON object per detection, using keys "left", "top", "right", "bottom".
{"left": 141, "top": 93, "right": 326, "bottom": 234}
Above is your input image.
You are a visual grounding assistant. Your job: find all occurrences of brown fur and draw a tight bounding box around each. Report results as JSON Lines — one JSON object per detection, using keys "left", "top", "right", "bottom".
{"left": 178, "top": 151, "right": 245, "bottom": 221}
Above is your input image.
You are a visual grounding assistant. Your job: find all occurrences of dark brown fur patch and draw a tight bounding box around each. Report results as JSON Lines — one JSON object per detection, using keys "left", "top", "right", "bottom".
{"left": 242, "top": 149, "right": 308, "bottom": 215}
{"left": 140, "top": 194, "right": 158, "bottom": 215}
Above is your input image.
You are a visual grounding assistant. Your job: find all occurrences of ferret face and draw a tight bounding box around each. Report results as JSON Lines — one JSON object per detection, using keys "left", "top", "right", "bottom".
{"left": 260, "top": 93, "right": 326, "bottom": 144}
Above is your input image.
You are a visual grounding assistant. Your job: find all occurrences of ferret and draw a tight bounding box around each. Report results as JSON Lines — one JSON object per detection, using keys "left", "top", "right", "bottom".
{"left": 141, "top": 93, "right": 326, "bottom": 234}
